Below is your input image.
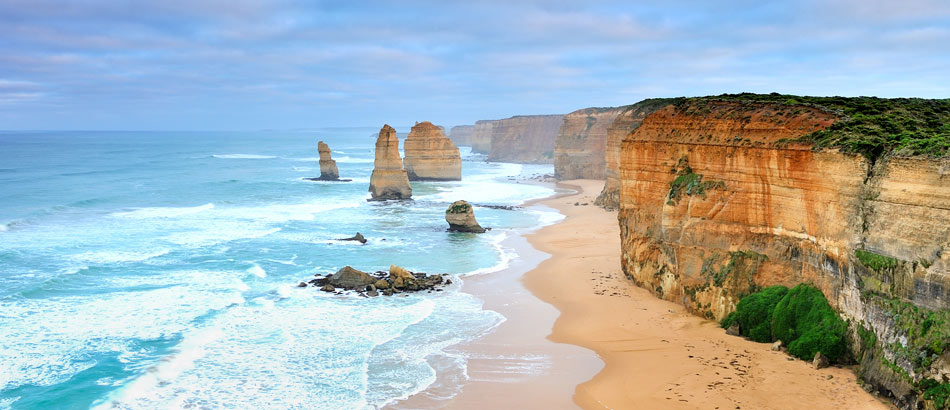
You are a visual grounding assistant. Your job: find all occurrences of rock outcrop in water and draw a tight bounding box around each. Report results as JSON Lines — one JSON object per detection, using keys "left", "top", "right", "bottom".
{"left": 445, "top": 200, "right": 486, "bottom": 233}
{"left": 471, "top": 120, "right": 495, "bottom": 154}
{"left": 553, "top": 107, "right": 624, "bottom": 180}
{"left": 403, "top": 121, "right": 462, "bottom": 181}
{"left": 448, "top": 125, "right": 474, "bottom": 147}
{"left": 615, "top": 95, "right": 950, "bottom": 409}
{"left": 368, "top": 125, "right": 412, "bottom": 200}
{"left": 488, "top": 115, "right": 564, "bottom": 164}
{"left": 317, "top": 141, "right": 340, "bottom": 180}
{"left": 308, "top": 265, "right": 447, "bottom": 294}
{"left": 594, "top": 98, "right": 681, "bottom": 209}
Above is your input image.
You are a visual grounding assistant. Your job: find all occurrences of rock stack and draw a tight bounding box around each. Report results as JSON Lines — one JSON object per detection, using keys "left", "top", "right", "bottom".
{"left": 317, "top": 141, "right": 340, "bottom": 180}
{"left": 368, "top": 125, "right": 412, "bottom": 200}
{"left": 403, "top": 121, "right": 462, "bottom": 181}
{"left": 445, "top": 200, "right": 486, "bottom": 233}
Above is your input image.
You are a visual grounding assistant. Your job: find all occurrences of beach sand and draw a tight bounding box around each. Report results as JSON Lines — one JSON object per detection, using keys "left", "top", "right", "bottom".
{"left": 397, "top": 179, "right": 894, "bottom": 409}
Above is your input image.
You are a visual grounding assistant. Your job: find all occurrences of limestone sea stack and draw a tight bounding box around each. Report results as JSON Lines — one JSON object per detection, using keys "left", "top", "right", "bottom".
{"left": 403, "top": 121, "right": 462, "bottom": 181}
{"left": 368, "top": 125, "right": 413, "bottom": 200}
{"left": 317, "top": 141, "right": 340, "bottom": 180}
{"left": 445, "top": 200, "right": 486, "bottom": 233}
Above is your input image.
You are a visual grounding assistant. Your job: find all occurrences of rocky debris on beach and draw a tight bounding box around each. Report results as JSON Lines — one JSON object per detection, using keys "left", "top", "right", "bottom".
{"left": 368, "top": 125, "right": 412, "bottom": 201}
{"left": 303, "top": 265, "right": 446, "bottom": 295}
{"left": 337, "top": 232, "right": 367, "bottom": 244}
{"left": 445, "top": 200, "right": 487, "bottom": 233}
{"left": 725, "top": 322, "right": 740, "bottom": 336}
{"left": 305, "top": 141, "right": 352, "bottom": 182}
{"left": 403, "top": 121, "right": 462, "bottom": 181}
{"left": 771, "top": 340, "right": 783, "bottom": 351}
{"left": 812, "top": 352, "right": 829, "bottom": 369}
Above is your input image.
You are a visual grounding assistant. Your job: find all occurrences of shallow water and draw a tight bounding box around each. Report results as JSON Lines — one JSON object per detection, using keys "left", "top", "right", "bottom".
{"left": 0, "top": 129, "right": 558, "bottom": 409}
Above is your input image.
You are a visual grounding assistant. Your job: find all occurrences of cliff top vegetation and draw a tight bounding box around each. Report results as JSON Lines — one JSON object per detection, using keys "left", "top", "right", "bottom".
{"left": 683, "top": 92, "right": 950, "bottom": 160}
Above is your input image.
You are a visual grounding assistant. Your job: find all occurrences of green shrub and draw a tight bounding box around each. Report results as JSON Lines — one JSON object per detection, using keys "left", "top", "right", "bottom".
{"left": 921, "top": 378, "right": 950, "bottom": 409}
{"left": 725, "top": 283, "right": 849, "bottom": 363}
{"left": 732, "top": 285, "right": 788, "bottom": 342}
{"left": 771, "top": 284, "right": 849, "bottom": 362}
{"left": 855, "top": 249, "right": 899, "bottom": 272}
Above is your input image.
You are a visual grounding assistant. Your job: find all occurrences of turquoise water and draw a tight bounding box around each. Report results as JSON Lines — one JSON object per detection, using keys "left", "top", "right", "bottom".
{"left": 0, "top": 129, "right": 559, "bottom": 409}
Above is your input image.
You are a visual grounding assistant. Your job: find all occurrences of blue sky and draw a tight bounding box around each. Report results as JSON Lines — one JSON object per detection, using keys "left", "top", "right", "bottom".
{"left": 1, "top": 0, "right": 948, "bottom": 130}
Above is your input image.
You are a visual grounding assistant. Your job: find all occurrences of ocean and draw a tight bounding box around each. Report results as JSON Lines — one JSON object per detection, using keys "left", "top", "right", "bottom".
{"left": 0, "top": 129, "right": 561, "bottom": 409}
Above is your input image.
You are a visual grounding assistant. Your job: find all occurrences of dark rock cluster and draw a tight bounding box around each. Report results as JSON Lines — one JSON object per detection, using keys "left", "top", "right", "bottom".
{"left": 299, "top": 265, "right": 451, "bottom": 296}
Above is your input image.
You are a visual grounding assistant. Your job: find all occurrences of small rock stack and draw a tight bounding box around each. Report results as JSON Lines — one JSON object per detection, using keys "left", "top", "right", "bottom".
{"left": 445, "top": 200, "right": 486, "bottom": 233}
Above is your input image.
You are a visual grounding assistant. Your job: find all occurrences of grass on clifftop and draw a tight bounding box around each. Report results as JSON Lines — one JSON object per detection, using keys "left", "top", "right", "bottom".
{"left": 721, "top": 283, "right": 849, "bottom": 362}
{"left": 685, "top": 92, "right": 950, "bottom": 159}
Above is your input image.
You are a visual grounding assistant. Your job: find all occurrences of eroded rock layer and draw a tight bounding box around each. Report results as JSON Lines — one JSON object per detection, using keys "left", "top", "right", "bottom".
{"left": 471, "top": 120, "right": 495, "bottom": 154}
{"left": 616, "top": 99, "right": 950, "bottom": 409}
{"left": 594, "top": 98, "right": 682, "bottom": 209}
{"left": 318, "top": 141, "right": 340, "bottom": 180}
{"left": 553, "top": 107, "right": 624, "bottom": 180}
{"left": 368, "top": 125, "right": 412, "bottom": 200}
{"left": 448, "top": 125, "right": 474, "bottom": 147}
{"left": 403, "top": 121, "right": 462, "bottom": 181}
{"left": 488, "top": 114, "right": 564, "bottom": 164}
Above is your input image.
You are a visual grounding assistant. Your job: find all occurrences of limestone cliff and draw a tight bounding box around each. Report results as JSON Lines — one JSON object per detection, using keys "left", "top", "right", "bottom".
{"left": 403, "top": 121, "right": 462, "bottom": 181}
{"left": 594, "top": 98, "right": 683, "bottom": 209}
{"left": 553, "top": 107, "right": 623, "bottom": 180}
{"left": 317, "top": 141, "right": 340, "bottom": 180}
{"left": 488, "top": 114, "right": 564, "bottom": 164}
{"left": 368, "top": 125, "right": 412, "bottom": 200}
{"left": 471, "top": 120, "right": 494, "bottom": 154}
{"left": 448, "top": 125, "right": 474, "bottom": 147}
{"left": 615, "top": 96, "right": 950, "bottom": 409}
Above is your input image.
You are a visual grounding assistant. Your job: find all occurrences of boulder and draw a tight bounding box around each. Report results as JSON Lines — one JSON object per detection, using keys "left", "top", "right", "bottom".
{"left": 726, "top": 322, "right": 740, "bottom": 336}
{"left": 338, "top": 232, "right": 367, "bottom": 244}
{"left": 445, "top": 200, "right": 486, "bottom": 233}
{"left": 374, "top": 279, "right": 390, "bottom": 290}
{"left": 320, "top": 284, "right": 335, "bottom": 292}
{"left": 368, "top": 125, "right": 412, "bottom": 200}
{"left": 813, "top": 352, "right": 830, "bottom": 369}
{"left": 326, "top": 266, "right": 377, "bottom": 290}
{"left": 771, "top": 340, "right": 783, "bottom": 351}
{"left": 403, "top": 121, "right": 462, "bottom": 181}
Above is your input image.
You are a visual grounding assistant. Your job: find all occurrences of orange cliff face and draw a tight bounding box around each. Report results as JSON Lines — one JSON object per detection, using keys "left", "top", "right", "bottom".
{"left": 553, "top": 107, "right": 623, "bottom": 180}
{"left": 487, "top": 114, "right": 564, "bottom": 164}
{"left": 594, "top": 98, "right": 683, "bottom": 209}
{"left": 403, "top": 121, "right": 462, "bottom": 181}
{"left": 368, "top": 125, "right": 412, "bottom": 200}
{"left": 616, "top": 100, "right": 950, "bottom": 407}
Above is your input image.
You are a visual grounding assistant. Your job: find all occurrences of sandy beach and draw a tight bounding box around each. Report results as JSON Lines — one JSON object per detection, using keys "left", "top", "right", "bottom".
{"left": 409, "top": 179, "right": 895, "bottom": 409}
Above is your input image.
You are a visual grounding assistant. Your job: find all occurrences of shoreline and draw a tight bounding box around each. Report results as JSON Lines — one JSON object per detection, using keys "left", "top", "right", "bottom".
{"left": 391, "top": 179, "right": 600, "bottom": 409}
{"left": 522, "top": 179, "right": 894, "bottom": 409}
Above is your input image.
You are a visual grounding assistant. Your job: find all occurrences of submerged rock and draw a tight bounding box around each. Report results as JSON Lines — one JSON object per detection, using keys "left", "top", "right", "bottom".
{"left": 368, "top": 125, "right": 412, "bottom": 200}
{"left": 337, "top": 232, "right": 367, "bottom": 244}
{"left": 445, "top": 200, "right": 486, "bottom": 233}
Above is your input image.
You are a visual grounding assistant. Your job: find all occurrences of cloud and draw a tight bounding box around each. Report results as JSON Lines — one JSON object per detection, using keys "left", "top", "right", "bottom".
{"left": 0, "top": 0, "right": 947, "bottom": 129}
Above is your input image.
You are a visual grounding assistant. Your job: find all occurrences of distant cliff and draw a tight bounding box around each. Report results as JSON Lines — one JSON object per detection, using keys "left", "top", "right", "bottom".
{"left": 615, "top": 95, "right": 950, "bottom": 409}
{"left": 487, "top": 114, "right": 564, "bottom": 164}
{"left": 448, "top": 125, "right": 474, "bottom": 147}
{"left": 553, "top": 107, "right": 623, "bottom": 180}
{"left": 471, "top": 120, "right": 494, "bottom": 154}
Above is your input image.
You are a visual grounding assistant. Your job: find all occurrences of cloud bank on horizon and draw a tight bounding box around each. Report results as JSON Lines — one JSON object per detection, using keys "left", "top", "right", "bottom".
{"left": 0, "top": 0, "right": 948, "bottom": 130}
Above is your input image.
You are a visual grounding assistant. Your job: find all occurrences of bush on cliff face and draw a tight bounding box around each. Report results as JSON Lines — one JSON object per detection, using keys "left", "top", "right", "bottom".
{"left": 721, "top": 284, "right": 849, "bottom": 362}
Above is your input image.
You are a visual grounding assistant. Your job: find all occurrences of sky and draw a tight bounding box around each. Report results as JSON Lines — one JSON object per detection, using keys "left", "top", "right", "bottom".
{"left": 0, "top": 0, "right": 949, "bottom": 130}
